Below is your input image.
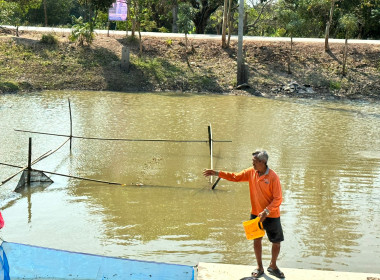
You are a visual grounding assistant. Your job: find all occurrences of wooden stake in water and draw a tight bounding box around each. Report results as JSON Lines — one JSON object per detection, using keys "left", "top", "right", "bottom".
{"left": 208, "top": 124, "right": 222, "bottom": 190}
{"left": 68, "top": 98, "right": 73, "bottom": 151}
{"left": 208, "top": 124, "right": 213, "bottom": 182}
{"left": 27, "top": 137, "right": 32, "bottom": 184}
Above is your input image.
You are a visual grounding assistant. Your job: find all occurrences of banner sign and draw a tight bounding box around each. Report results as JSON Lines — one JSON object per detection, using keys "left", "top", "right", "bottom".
{"left": 108, "top": 0, "right": 128, "bottom": 21}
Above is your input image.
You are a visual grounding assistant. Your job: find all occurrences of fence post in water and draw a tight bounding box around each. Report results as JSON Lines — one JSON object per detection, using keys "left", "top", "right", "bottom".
{"left": 27, "top": 137, "right": 32, "bottom": 184}
{"left": 68, "top": 98, "right": 73, "bottom": 151}
{"left": 121, "top": 46, "right": 130, "bottom": 72}
{"left": 208, "top": 124, "right": 213, "bottom": 182}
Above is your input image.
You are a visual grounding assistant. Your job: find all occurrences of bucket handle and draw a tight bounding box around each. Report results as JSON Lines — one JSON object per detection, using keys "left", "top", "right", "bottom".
{"left": 258, "top": 222, "right": 264, "bottom": 230}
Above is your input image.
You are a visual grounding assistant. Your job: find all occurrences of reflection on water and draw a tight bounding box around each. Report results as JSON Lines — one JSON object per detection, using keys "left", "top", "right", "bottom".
{"left": 0, "top": 91, "right": 379, "bottom": 273}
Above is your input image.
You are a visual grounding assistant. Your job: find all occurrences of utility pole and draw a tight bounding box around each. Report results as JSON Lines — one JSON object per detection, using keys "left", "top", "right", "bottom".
{"left": 237, "top": 0, "right": 247, "bottom": 86}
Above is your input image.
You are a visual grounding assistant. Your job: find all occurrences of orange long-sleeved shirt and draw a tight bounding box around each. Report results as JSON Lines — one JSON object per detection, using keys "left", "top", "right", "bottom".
{"left": 218, "top": 167, "right": 282, "bottom": 218}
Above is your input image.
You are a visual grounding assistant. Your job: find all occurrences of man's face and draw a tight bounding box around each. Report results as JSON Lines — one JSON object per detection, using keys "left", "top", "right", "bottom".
{"left": 252, "top": 156, "right": 266, "bottom": 171}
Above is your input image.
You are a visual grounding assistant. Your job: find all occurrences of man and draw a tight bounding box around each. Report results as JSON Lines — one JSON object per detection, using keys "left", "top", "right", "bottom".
{"left": 203, "top": 150, "right": 285, "bottom": 279}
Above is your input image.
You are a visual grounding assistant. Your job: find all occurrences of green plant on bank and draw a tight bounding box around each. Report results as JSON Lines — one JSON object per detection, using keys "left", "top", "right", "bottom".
{"left": 165, "top": 39, "right": 173, "bottom": 46}
{"left": 0, "top": 81, "right": 19, "bottom": 93}
{"left": 133, "top": 56, "right": 185, "bottom": 85}
{"left": 69, "top": 16, "right": 94, "bottom": 46}
{"left": 330, "top": 80, "right": 341, "bottom": 90}
{"left": 41, "top": 34, "right": 58, "bottom": 45}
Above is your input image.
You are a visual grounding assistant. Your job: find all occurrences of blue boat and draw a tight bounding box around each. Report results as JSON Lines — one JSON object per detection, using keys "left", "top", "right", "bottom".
{"left": 0, "top": 241, "right": 195, "bottom": 280}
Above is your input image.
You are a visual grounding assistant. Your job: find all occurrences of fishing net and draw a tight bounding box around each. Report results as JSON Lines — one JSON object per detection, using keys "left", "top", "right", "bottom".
{"left": 15, "top": 170, "right": 53, "bottom": 191}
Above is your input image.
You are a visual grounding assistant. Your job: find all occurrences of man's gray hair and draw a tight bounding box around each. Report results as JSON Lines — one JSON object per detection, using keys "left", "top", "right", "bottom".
{"left": 252, "top": 150, "right": 269, "bottom": 163}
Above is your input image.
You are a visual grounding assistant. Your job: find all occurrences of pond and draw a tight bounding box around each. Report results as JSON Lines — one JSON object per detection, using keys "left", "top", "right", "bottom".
{"left": 0, "top": 91, "right": 379, "bottom": 273}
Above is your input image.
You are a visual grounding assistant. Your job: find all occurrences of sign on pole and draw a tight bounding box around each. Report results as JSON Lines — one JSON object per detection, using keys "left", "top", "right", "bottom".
{"left": 108, "top": 0, "right": 128, "bottom": 21}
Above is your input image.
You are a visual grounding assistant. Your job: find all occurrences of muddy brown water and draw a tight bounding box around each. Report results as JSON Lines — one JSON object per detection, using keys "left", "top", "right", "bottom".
{"left": 0, "top": 91, "right": 379, "bottom": 273}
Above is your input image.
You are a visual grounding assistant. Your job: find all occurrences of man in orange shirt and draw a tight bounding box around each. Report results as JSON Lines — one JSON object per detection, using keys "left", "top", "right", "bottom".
{"left": 203, "top": 150, "right": 285, "bottom": 279}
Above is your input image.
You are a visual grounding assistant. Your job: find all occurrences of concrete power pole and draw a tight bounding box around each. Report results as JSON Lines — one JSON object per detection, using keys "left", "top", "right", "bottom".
{"left": 236, "top": 0, "right": 247, "bottom": 87}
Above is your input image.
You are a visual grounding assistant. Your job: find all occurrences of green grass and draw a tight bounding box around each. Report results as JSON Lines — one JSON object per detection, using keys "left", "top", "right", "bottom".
{"left": 134, "top": 57, "right": 184, "bottom": 84}
{"left": 0, "top": 81, "right": 19, "bottom": 92}
{"left": 329, "top": 80, "right": 342, "bottom": 90}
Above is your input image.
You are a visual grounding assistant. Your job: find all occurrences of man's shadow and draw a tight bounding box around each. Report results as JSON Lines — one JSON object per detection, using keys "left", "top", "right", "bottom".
{"left": 241, "top": 274, "right": 285, "bottom": 280}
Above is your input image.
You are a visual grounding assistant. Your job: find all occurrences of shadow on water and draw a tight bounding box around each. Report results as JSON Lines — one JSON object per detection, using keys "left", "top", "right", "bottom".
{"left": 273, "top": 97, "right": 380, "bottom": 119}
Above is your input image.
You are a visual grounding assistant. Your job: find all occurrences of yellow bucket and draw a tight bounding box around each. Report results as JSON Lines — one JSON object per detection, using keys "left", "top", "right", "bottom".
{"left": 242, "top": 217, "right": 265, "bottom": 240}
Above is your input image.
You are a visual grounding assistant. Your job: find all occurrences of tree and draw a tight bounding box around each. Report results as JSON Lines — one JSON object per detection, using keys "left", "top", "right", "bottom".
{"left": 172, "top": 0, "right": 179, "bottom": 32}
{"left": 78, "top": 0, "right": 114, "bottom": 31}
{"left": 0, "top": 0, "right": 41, "bottom": 36}
{"left": 130, "top": 0, "right": 156, "bottom": 55}
{"left": 221, "top": 0, "right": 236, "bottom": 47}
{"left": 339, "top": 13, "right": 358, "bottom": 76}
{"left": 221, "top": 0, "right": 228, "bottom": 47}
{"left": 188, "top": 0, "right": 224, "bottom": 34}
{"left": 177, "top": 2, "right": 195, "bottom": 50}
{"left": 226, "top": 0, "right": 235, "bottom": 46}
{"left": 26, "top": 0, "right": 76, "bottom": 27}
{"left": 246, "top": 0, "right": 275, "bottom": 36}
{"left": 0, "top": 1, "right": 21, "bottom": 33}
{"left": 68, "top": 0, "right": 114, "bottom": 45}
{"left": 325, "top": 0, "right": 336, "bottom": 51}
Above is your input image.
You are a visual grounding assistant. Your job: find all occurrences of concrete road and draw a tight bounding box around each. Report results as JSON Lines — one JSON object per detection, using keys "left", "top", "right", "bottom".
{"left": 197, "top": 262, "right": 380, "bottom": 280}
{"left": 2, "top": 25, "right": 380, "bottom": 45}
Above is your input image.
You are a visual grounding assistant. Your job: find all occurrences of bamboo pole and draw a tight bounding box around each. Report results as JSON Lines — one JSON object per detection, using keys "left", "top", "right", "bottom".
{"left": 211, "top": 177, "right": 221, "bottom": 190}
{"left": 0, "top": 162, "right": 25, "bottom": 169}
{"left": 37, "top": 138, "right": 70, "bottom": 161}
{"left": 14, "top": 129, "right": 232, "bottom": 143}
{"left": 208, "top": 124, "right": 213, "bottom": 183}
{"left": 208, "top": 124, "right": 222, "bottom": 190}
{"left": 27, "top": 137, "right": 32, "bottom": 184}
{"left": 68, "top": 98, "right": 73, "bottom": 151}
{"left": 32, "top": 169, "right": 123, "bottom": 185}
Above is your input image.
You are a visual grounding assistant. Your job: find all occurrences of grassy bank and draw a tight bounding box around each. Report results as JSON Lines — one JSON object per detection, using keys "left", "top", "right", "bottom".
{"left": 1, "top": 30, "right": 379, "bottom": 101}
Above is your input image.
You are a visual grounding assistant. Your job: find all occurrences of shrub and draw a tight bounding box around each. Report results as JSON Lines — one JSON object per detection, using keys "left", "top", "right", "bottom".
{"left": 69, "top": 16, "right": 94, "bottom": 46}
{"left": 165, "top": 39, "right": 173, "bottom": 46}
{"left": 41, "top": 34, "right": 58, "bottom": 45}
{"left": 158, "top": 26, "right": 170, "bottom": 33}
{"left": 0, "top": 81, "right": 19, "bottom": 93}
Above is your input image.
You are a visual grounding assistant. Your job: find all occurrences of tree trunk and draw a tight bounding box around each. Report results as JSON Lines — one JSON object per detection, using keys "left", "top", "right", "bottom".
{"left": 287, "top": 36, "right": 293, "bottom": 74}
{"left": 324, "top": 22, "right": 330, "bottom": 51}
{"left": 132, "top": 18, "right": 136, "bottom": 37}
{"left": 185, "top": 33, "right": 188, "bottom": 51}
{"left": 172, "top": 0, "right": 178, "bottom": 33}
{"left": 43, "top": 0, "right": 48, "bottom": 27}
{"left": 221, "top": 0, "right": 228, "bottom": 48}
{"left": 342, "top": 37, "right": 348, "bottom": 76}
{"left": 138, "top": 21, "right": 142, "bottom": 56}
{"left": 325, "top": 0, "right": 335, "bottom": 52}
{"left": 192, "top": 1, "right": 220, "bottom": 34}
{"left": 237, "top": 0, "right": 246, "bottom": 86}
{"left": 227, "top": 0, "right": 233, "bottom": 47}
{"left": 126, "top": 0, "right": 131, "bottom": 37}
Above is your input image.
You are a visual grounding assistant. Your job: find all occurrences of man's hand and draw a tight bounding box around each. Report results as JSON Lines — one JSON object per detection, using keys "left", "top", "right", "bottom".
{"left": 258, "top": 210, "right": 268, "bottom": 223}
{"left": 203, "top": 169, "right": 218, "bottom": 177}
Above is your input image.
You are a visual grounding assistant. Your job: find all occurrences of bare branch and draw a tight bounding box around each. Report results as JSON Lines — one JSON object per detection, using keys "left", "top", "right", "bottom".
{"left": 246, "top": 0, "right": 274, "bottom": 29}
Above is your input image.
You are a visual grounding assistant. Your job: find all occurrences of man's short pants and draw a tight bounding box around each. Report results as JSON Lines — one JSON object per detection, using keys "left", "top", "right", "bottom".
{"left": 250, "top": 214, "right": 284, "bottom": 243}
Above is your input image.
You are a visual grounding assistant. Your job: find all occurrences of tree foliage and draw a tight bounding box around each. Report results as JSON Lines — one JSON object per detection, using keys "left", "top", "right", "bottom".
{"left": 0, "top": 0, "right": 379, "bottom": 39}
